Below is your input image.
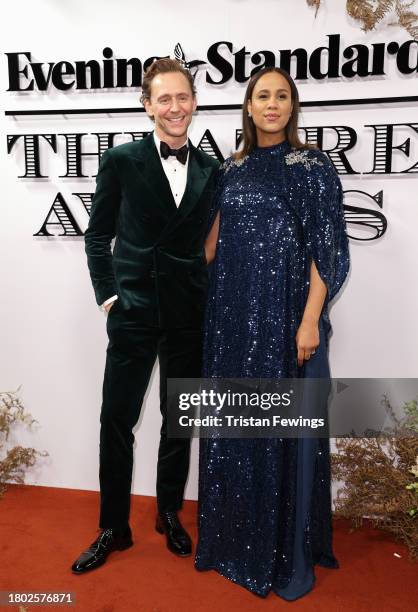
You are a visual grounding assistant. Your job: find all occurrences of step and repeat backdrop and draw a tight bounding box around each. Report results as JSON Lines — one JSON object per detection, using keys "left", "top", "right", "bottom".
{"left": 1, "top": 0, "right": 417, "bottom": 497}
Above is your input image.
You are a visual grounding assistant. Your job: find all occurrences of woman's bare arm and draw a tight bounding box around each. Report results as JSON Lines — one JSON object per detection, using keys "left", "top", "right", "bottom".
{"left": 204, "top": 211, "right": 220, "bottom": 264}
{"left": 296, "top": 260, "right": 327, "bottom": 367}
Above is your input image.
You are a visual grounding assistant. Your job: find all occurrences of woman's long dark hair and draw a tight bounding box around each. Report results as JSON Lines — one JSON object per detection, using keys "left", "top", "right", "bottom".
{"left": 235, "top": 67, "right": 312, "bottom": 160}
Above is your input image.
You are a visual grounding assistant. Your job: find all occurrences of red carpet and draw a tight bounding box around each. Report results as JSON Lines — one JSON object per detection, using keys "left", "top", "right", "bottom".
{"left": 0, "top": 485, "right": 417, "bottom": 611}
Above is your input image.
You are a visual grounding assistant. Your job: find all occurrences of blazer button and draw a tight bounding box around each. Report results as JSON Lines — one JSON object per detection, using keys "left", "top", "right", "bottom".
{"left": 150, "top": 271, "right": 156, "bottom": 278}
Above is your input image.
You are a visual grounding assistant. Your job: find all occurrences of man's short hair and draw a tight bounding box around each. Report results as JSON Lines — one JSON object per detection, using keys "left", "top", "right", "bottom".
{"left": 140, "top": 58, "right": 196, "bottom": 105}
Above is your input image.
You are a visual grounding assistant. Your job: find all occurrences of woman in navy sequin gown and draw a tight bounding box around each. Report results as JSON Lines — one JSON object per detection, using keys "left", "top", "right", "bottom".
{"left": 195, "top": 68, "right": 350, "bottom": 601}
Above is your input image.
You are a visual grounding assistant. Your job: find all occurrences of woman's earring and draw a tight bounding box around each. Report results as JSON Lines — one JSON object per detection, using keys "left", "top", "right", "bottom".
{"left": 248, "top": 111, "right": 252, "bottom": 118}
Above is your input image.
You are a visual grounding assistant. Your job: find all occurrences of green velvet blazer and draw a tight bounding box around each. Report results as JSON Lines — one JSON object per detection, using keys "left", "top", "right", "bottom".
{"left": 85, "top": 133, "right": 220, "bottom": 329}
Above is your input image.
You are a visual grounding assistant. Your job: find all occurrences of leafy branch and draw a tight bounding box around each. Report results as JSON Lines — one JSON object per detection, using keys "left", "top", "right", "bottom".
{"left": 0, "top": 389, "right": 47, "bottom": 498}
{"left": 332, "top": 398, "right": 418, "bottom": 558}
{"left": 307, "top": 0, "right": 418, "bottom": 37}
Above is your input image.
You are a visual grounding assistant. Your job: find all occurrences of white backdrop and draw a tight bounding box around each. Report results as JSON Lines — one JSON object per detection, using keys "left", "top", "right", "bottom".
{"left": 1, "top": 0, "right": 417, "bottom": 500}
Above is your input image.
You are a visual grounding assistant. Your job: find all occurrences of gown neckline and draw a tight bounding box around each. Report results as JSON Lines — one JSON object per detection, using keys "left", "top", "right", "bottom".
{"left": 254, "top": 139, "right": 290, "bottom": 153}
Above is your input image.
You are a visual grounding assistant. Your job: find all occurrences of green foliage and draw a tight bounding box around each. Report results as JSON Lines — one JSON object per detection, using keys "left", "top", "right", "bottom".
{"left": 0, "top": 389, "right": 46, "bottom": 498}
{"left": 307, "top": 0, "right": 418, "bottom": 37}
{"left": 404, "top": 400, "right": 418, "bottom": 433}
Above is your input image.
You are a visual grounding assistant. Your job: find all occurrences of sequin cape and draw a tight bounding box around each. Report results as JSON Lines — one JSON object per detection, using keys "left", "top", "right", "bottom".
{"left": 195, "top": 141, "right": 350, "bottom": 600}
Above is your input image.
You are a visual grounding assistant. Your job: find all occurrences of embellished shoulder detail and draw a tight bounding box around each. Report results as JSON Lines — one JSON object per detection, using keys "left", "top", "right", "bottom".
{"left": 285, "top": 148, "right": 324, "bottom": 171}
{"left": 222, "top": 155, "right": 248, "bottom": 174}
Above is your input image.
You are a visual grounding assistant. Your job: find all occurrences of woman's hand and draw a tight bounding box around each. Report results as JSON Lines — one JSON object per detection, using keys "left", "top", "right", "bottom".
{"left": 296, "top": 319, "right": 320, "bottom": 367}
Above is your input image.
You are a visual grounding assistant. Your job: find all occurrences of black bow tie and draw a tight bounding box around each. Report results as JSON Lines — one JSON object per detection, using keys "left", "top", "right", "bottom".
{"left": 160, "top": 141, "right": 188, "bottom": 165}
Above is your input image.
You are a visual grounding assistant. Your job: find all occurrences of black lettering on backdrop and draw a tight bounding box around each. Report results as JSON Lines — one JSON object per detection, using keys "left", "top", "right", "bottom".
{"left": 206, "top": 41, "right": 234, "bottom": 84}
{"left": 234, "top": 47, "right": 251, "bottom": 83}
{"left": 235, "top": 129, "right": 242, "bottom": 150}
{"left": 34, "top": 192, "right": 83, "bottom": 236}
{"left": 4, "top": 127, "right": 415, "bottom": 241}
{"left": 51, "top": 61, "right": 75, "bottom": 90}
{"left": 8, "top": 126, "right": 418, "bottom": 179}
{"left": 7, "top": 134, "right": 57, "bottom": 178}
{"left": 371, "top": 43, "right": 386, "bottom": 75}
{"left": 34, "top": 186, "right": 389, "bottom": 241}
{"left": 342, "top": 44, "right": 371, "bottom": 78}
{"left": 73, "top": 192, "right": 94, "bottom": 216}
{"left": 344, "top": 190, "right": 387, "bottom": 241}
{"left": 6, "top": 48, "right": 143, "bottom": 91}
{"left": 292, "top": 126, "right": 359, "bottom": 174}
{"left": 394, "top": 40, "right": 418, "bottom": 74}
{"left": 250, "top": 51, "right": 276, "bottom": 76}
{"left": 5, "top": 37, "right": 418, "bottom": 91}
{"left": 6, "top": 51, "right": 34, "bottom": 91}
{"left": 115, "top": 56, "right": 142, "bottom": 87}
{"left": 196, "top": 130, "right": 224, "bottom": 161}
{"left": 74, "top": 60, "right": 101, "bottom": 89}
{"left": 279, "top": 47, "right": 308, "bottom": 79}
{"left": 308, "top": 34, "right": 341, "bottom": 79}
{"left": 366, "top": 123, "right": 418, "bottom": 174}
{"left": 59, "top": 132, "right": 122, "bottom": 178}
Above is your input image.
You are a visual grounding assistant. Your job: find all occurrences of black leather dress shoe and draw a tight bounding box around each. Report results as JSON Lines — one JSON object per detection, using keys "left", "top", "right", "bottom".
{"left": 71, "top": 527, "right": 133, "bottom": 574}
{"left": 155, "top": 511, "right": 192, "bottom": 557}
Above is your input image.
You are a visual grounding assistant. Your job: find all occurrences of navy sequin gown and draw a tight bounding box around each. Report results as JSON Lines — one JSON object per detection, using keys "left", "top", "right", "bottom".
{"left": 195, "top": 141, "right": 350, "bottom": 601}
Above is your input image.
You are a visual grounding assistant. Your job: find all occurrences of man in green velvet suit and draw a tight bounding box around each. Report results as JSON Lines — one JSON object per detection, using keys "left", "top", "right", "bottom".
{"left": 72, "top": 59, "right": 219, "bottom": 574}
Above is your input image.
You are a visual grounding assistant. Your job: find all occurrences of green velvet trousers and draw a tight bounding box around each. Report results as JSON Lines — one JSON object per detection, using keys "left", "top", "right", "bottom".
{"left": 99, "top": 302, "right": 202, "bottom": 530}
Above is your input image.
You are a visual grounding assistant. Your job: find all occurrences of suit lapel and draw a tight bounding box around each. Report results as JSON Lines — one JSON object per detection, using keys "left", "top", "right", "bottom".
{"left": 177, "top": 143, "right": 212, "bottom": 219}
{"left": 132, "top": 134, "right": 177, "bottom": 215}
{"left": 154, "top": 145, "right": 213, "bottom": 244}
{"left": 131, "top": 136, "right": 213, "bottom": 241}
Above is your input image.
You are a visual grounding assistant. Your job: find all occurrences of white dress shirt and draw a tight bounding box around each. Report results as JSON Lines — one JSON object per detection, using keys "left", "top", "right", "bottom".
{"left": 101, "top": 131, "right": 189, "bottom": 311}
{"left": 153, "top": 131, "right": 189, "bottom": 207}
